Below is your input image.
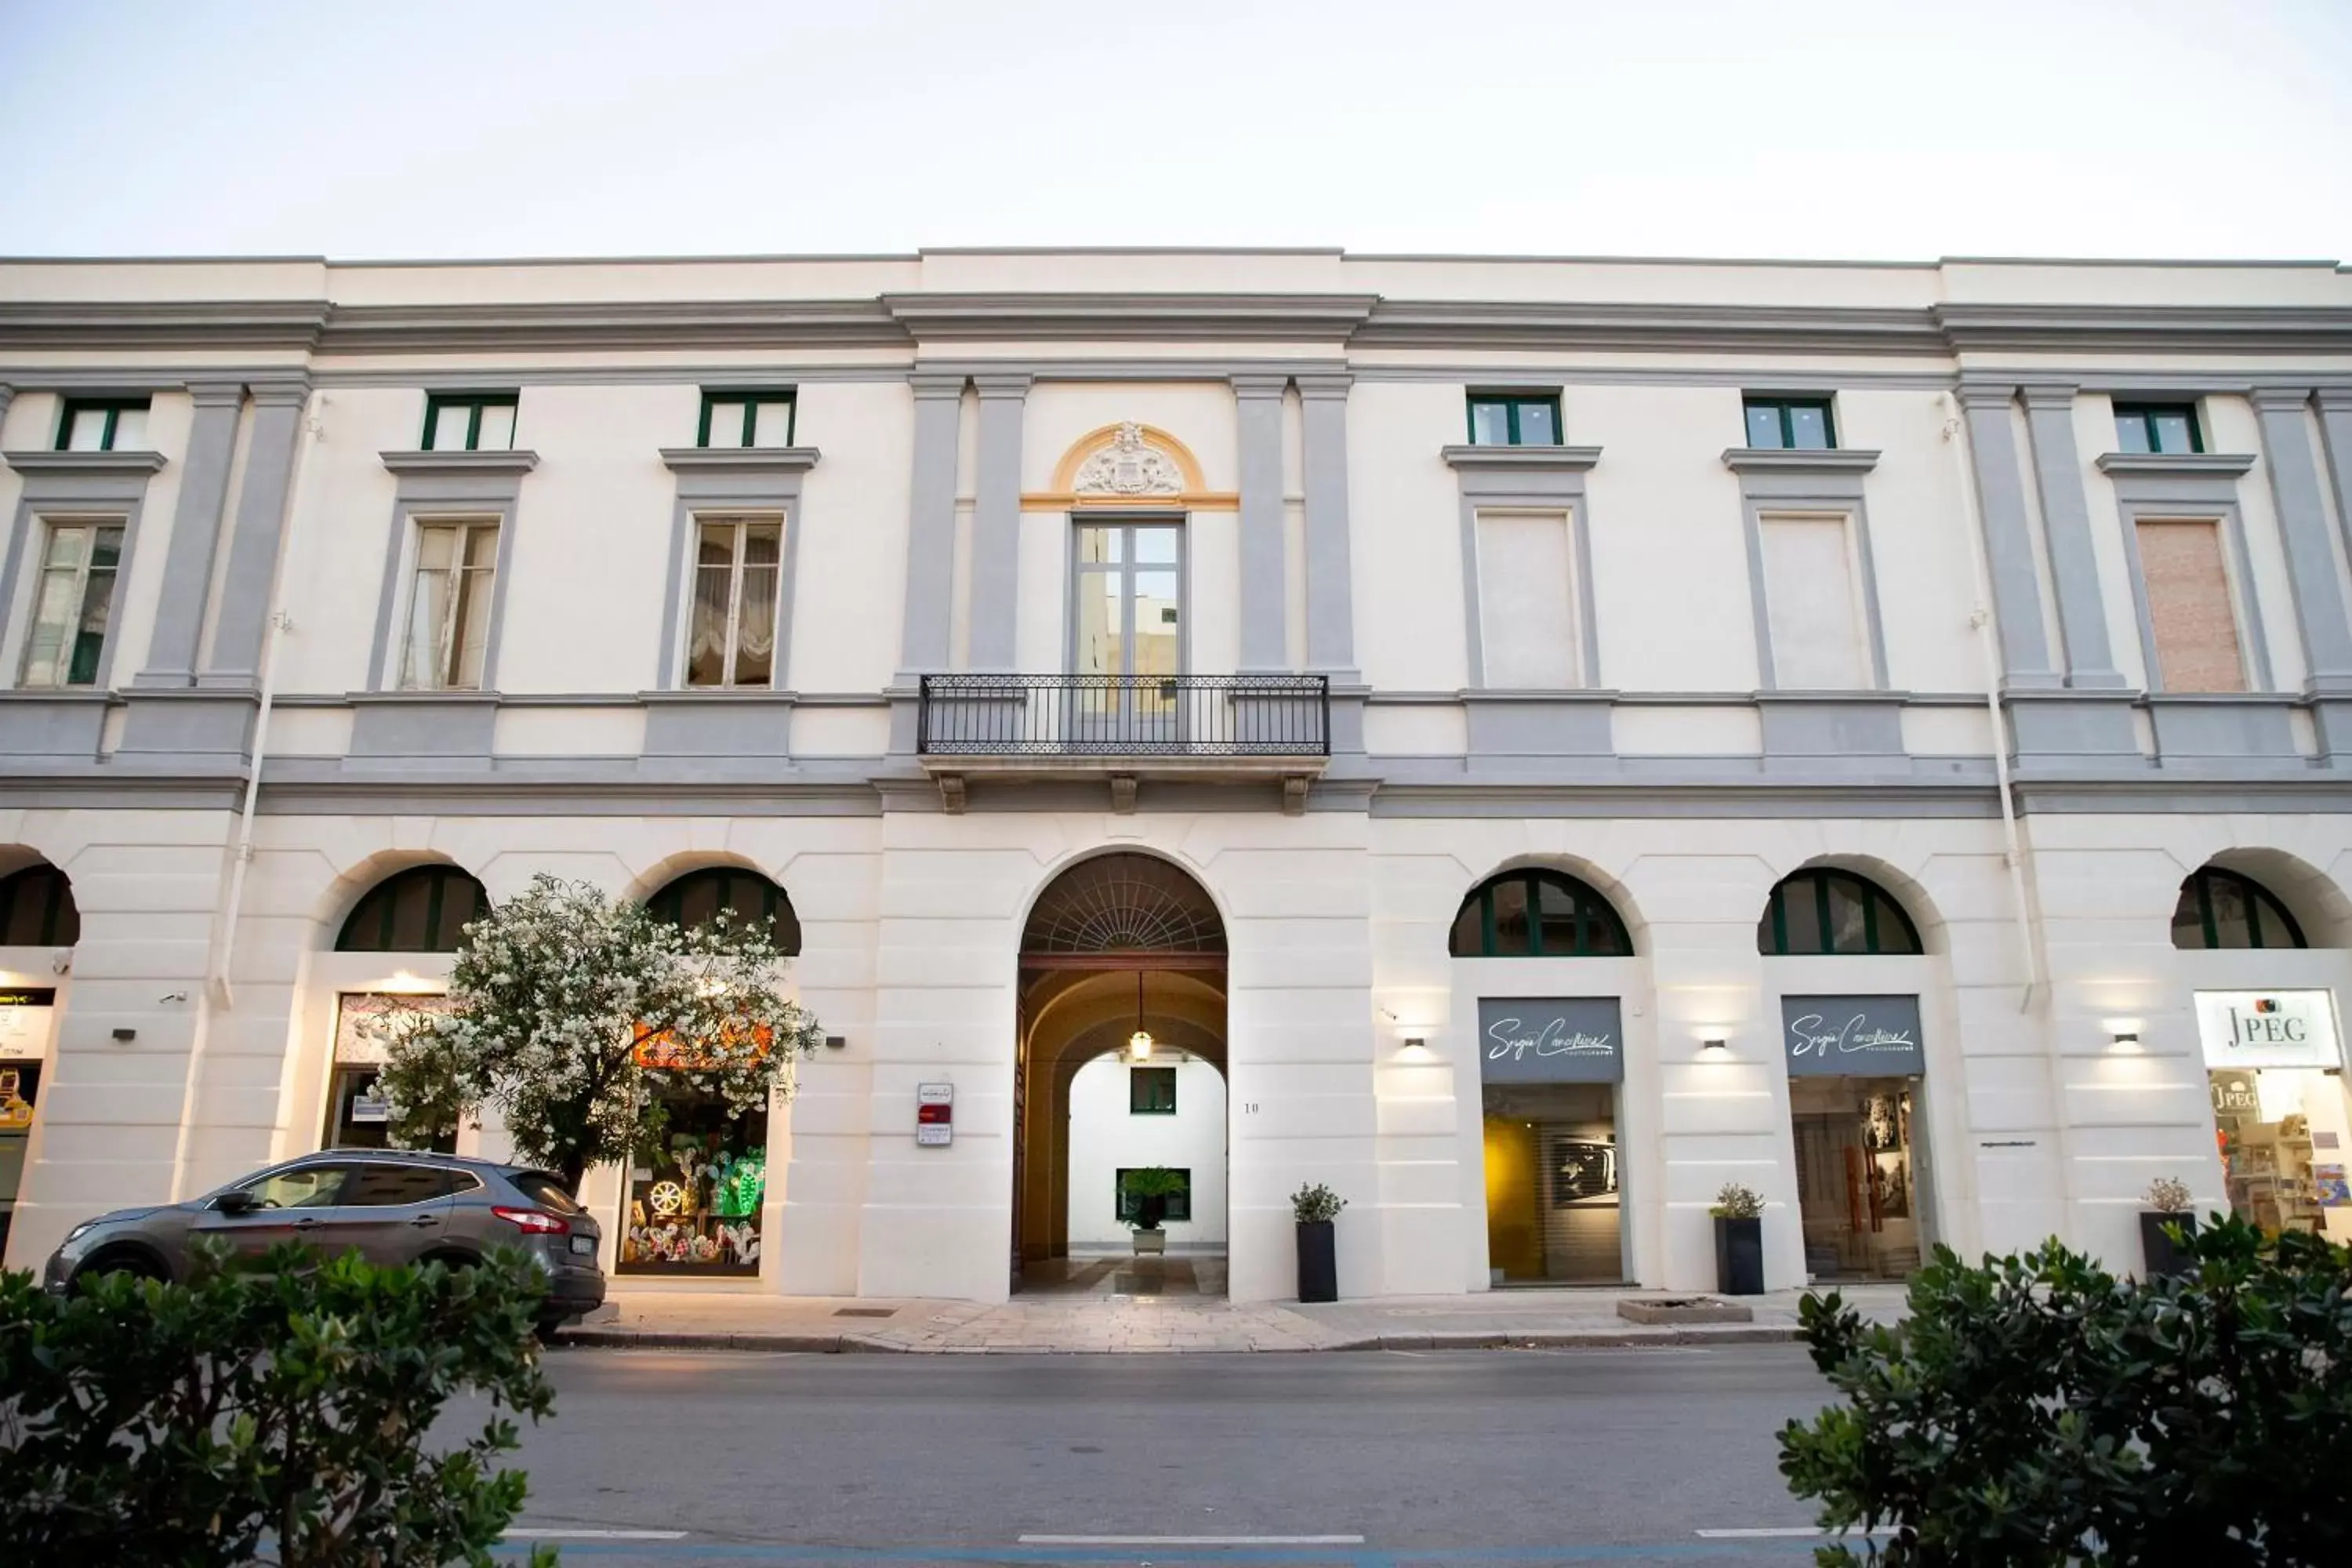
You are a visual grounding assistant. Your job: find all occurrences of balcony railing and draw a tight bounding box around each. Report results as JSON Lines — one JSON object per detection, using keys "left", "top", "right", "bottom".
{"left": 918, "top": 673, "right": 1329, "bottom": 758}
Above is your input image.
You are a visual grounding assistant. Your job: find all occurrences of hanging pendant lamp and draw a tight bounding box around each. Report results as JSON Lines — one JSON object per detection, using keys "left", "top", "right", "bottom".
{"left": 1127, "top": 971, "right": 1154, "bottom": 1062}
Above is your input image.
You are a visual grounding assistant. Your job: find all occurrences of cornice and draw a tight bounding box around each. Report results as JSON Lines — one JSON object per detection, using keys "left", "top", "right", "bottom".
{"left": 1440, "top": 444, "right": 1602, "bottom": 473}
{"left": 1358, "top": 299, "right": 1950, "bottom": 357}
{"left": 2, "top": 448, "right": 168, "bottom": 475}
{"left": 1936, "top": 303, "right": 2352, "bottom": 355}
{"left": 880, "top": 292, "right": 1381, "bottom": 343}
{"left": 2092, "top": 452, "right": 2258, "bottom": 477}
{"left": 318, "top": 299, "right": 909, "bottom": 354}
{"left": 377, "top": 448, "right": 540, "bottom": 477}
{"left": 1721, "top": 448, "right": 1881, "bottom": 474}
{"left": 658, "top": 446, "right": 822, "bottom": 476}
{"left": 0, "top": 299, "right": 329, "bottom": 351}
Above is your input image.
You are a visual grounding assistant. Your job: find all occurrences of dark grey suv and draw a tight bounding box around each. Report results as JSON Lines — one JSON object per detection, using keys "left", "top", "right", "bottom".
{"left": 42, "top": 1149, "right": 605, "bottom": 1334}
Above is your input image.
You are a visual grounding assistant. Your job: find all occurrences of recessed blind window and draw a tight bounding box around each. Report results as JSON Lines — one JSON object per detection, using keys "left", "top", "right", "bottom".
{"left": 686, "top": 517, "right": 782, "bottom": 688}
{"left": 2136, "top": 517, "right": 2245, "bottom": 692}
{"left": 423, "top": 394, "right": 518, "bottom": 452}
{"left": 21, "top": 522, "right": 124, "bottom": 687}
{"left": 1476, "top": 511, "right": 1579, "bottom": 688}
{"left": 401, "top": 521, "right": 498, "bottom": 690}
{"left": 1759, "top": 513, "right": 1870, "bottom": 689}
{"left": 57, "top": 400, "right": 150, "bottom": 452}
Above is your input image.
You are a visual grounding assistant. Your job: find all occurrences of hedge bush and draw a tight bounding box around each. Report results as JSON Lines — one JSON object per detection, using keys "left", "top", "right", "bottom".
{"left": 1779, "top": 1215, "right": 2352, "bottom": 1566}
{"left": 0, "top": 1240, "right": 558, "bottom": 1567}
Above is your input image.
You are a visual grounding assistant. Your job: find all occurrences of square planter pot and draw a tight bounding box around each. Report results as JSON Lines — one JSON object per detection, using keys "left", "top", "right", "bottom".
{"left": 2140, "top": 1211, "right": 2196, "bottom": 1279}
{"left": 1131, "top": 1227, "right": 1167, "bottom": 1255}
{"left": 1714, "top": 1214, "right": 1765, "bottom": 1296}
{"left": 1296, "top": 1219, "right": 1338, "bottom": 1302}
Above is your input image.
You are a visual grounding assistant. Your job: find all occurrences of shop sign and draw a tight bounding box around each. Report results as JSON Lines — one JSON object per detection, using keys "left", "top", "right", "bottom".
{"left": 2194, "top": 989, "right": 2343, "bottom": 1071}
{"left": 634, "top": 1020, "right": 775, "bottom": 1070}
{"left": 0, "top": 986, "right": 58, "bottom": 1062}
{"left": 335, "top": 992, "right": 453, "bottom": 1065}
{"left": 1475, "top": 997, "right": 1624, "bottom": 1083}
{"left": 1781, "top": 995, "right": 1925, "bottom": 1076}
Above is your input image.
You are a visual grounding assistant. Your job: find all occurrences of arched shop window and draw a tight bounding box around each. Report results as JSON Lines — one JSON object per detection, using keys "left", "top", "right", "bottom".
{"left": 1450, "top": 869, "right": 1631, "bottom": 957}
{"left": 1758, "top": 868, "right": 1922, "bottom": 956}
{"left": 625, "top": 866, "right": 799, "bottom": 1279}
{"left": 0, "top": 864, "right": 79, "bottom": 946}
{"left": 336, "top": 866, "right": 488, "bottom": 953}
{"left": 2172, "top": 867, "right": 2307, "bottom": 950}
{"left": 646, "top": 866, "right": 801, "bottom": 955}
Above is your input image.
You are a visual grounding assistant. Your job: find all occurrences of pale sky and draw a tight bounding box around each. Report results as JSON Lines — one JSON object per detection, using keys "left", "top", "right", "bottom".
{"left": 3, "top": 0, "right": 2348, "bottom": 263}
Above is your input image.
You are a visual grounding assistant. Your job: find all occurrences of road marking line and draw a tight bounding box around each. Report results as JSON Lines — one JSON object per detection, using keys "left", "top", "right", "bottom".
{"left": 502, "top": 1529, "right": 691, "bottom": 1540}
{"left": 1018, "top": 1535, "right": 1366, "bottom": 1546}
{"left": 1697, "top": 1526, "right": 1896, "bottom": 1538}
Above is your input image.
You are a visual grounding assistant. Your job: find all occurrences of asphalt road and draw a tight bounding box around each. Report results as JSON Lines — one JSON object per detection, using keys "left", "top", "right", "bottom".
{"left": 473, "top": 1345, "right": 1849, "bottom": 1567}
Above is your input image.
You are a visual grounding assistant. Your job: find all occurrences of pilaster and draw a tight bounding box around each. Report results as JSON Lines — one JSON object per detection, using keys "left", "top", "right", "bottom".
{"left": 2019, "top": 384, "right": 2125, "bottom": 690}
{"left": 1298, "top": 374, "right": 1356, "bottom": 676}
{"left": 2251, "top": 390, "right": 2352, "bottom": 718}
{"left": 1232, "top": 374, "right": 1288, "bottom": 671}
{"left": 134, "top": 381, "right": 245, "bottom": 688}
{"left": 198, "top": 381, "right": 309, "bottom": 689}
{"left": 897, "top": 373, "right": 965, "bottom": 677}
{"left": 966, "top": 373, "right": 1030, "bottom": 673}
{"left": 1956, "top": 383, "right": 2060, "bottom": 689}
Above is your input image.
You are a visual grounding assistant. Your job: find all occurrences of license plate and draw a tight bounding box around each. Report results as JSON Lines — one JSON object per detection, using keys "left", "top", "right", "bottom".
{"left": 568, "top": 1236, "right": 597, "bottom": 1256}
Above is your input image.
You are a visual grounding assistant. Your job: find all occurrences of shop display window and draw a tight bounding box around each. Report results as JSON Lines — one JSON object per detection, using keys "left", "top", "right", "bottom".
{"left": 1482, "top": 1082, "right": 1622, "bottom": 1284}
{"left": 621, "top": 1094, "right": 769, "bottom": 1276}
{"left": 1791, "top": 1076, "right": 1924, "bottom": 1281}
{"left": 2210, "top": 1067, "right": 2352, "bottom": 1243}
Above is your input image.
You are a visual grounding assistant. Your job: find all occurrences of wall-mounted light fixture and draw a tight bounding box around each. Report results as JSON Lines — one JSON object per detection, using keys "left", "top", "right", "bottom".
{"left": 2111, "top": 1030, "right": 2140, "bottom": 1047}
{"left": 825, "top": 1035, "right": 848, "bottom": 1051}
{"left": 1701, "top": 1038, "right": 1729, "bottom": 1055}
{"left": 1403, "top": 1036, "right": 1425, "bottom": 1051}
{"left": 111, "top": 1027, "right": 136, "bottom": 1042}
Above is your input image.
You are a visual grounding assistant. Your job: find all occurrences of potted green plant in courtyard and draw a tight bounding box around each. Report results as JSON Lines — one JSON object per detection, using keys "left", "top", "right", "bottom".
{"left": 2139, "top": 1175, "right": 2197, "bottom": 1279}
{"left": 1120, "top": 1166, "right": 1185, "bottom": 1256}
{"left": 1292, "top": 1181, "right": 1345, "bottom": 1303}
{"left": 1710, "top": 1181, "right": 1766, "bottom": 1296}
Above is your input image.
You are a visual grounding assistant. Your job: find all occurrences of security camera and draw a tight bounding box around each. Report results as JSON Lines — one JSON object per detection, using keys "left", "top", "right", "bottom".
{"left": 50, "top": 950, "right": 71, "bottom": 975}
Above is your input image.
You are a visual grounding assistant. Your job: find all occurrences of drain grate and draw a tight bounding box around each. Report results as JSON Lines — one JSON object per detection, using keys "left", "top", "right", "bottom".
{"left": 833, "top": 1307, "right": 897, "bottom": 1319}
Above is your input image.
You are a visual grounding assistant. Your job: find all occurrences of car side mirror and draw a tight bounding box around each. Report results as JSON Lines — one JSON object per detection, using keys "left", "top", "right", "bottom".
{"left": 213, "top": 1189, "right": 257, "bottom": 1214}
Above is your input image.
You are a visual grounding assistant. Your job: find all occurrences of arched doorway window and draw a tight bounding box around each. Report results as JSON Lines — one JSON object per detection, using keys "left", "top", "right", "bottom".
{"left": 1758, "top": 868, "right": 1922, "bottom": 956}
{"left": 336, "top": 865, "right": 488, "bottom": 953}
{"left": 2172, "top": 867, "right": 2306, "bottom": 949}
{"left": 1450, "top": 869, "right": 1630, "bottom": 956}
{"left": 626, "top": 866, "right": 799, "bottom": 1280}
{"left": 1018, "top": 854, "right": 1228, "bottom": 1297}
{"left": 0, "top": 863, "right": 78, "bottom": 946}
{"left": 646, "top": 866, "right": 801, "bottom": 954}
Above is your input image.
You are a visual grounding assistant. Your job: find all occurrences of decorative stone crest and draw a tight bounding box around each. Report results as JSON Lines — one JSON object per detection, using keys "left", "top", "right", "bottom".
{"left": 1072, "top": 422, "right": 1185, "bottom": 497}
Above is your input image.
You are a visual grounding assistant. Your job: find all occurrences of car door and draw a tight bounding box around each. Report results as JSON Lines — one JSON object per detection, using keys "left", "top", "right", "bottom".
{"left": 318, "top": 1161, "right": 466, "bottom": 1265}
{"left": 188, "top": 1162, "right": 358, "bottom": 1260}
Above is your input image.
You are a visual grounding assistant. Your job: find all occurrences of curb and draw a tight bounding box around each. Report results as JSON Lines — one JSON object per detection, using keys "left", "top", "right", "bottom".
{"left": 553, "top": 1325, "right": 1802, "bottom": 1354}
{"left": 554, "top": 1329, "right": 906, "bottom": 1354}
{"left": 1322, "top": 1326, "right": 1801, "bottom": 1352}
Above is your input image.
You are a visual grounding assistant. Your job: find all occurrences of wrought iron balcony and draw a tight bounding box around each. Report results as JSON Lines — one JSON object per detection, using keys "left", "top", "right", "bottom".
{"left": 918, "top": 673, "right": 1329, "bottom": 759}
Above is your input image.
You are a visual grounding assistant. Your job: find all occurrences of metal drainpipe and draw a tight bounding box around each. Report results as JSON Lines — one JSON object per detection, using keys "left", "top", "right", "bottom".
{"left": 170, "top": 392, "right": 321, "bottom": 1200}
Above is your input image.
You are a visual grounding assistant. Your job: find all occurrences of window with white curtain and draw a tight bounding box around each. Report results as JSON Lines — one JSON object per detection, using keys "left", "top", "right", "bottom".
{"left": 20, "top": 521, "right": 125, "bottom": 687}
{"left": 685, "top": 515, "right": 782, "bottom": 688}
{"left": 1759, "top": 511, "right": 1871, "bottom": 689}
{"left": 1475, "top": 510, "right": 1580, "bottom": 688}
{"left": 399, "top": 520, "right": 499, "bottom": 690}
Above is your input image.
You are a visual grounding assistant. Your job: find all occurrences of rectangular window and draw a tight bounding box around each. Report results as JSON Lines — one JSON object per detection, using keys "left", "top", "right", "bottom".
{"left": 699, "top": 390, "right": 796, "bottom": 448}
{"left": 1130, "top": 1066, "right": 1178, "bottom": 1115}
{"left": 1466, "top": 394, "right": 1561, "bottom": 447}
{"left": 1759, "top": 512, "right": 1871, "bottom": 688}
{"left": 2114, "top": 402, "right": 2202, "bottom": 456}
{"left": 1743, "top": 397, "right": 1836, "bottom": 451}
{"left": 400, "top": 520, "right": 499, "bottom": 690}
{"left": 685, "top": 516, "right": 783, "bottom": 688}
{"left": 2136, "top": 517, "right": 2245, "bottom": 692}
{"left": 55, "top": 398, "right": 151, "bottom": 452}
{"left": 421, "top": 393, "right": 519, "bottom": 452}
{"left": 1475, "top": 510, "right": 1580, "bottom": 688}
{"left": 20, "top": 521, "right": 125, "bottom": 687}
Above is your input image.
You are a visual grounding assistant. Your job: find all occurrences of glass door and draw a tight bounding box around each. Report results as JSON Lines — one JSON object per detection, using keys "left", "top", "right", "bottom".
{"left": 1071, "top": 522, "right": 1182, "bottom": 747}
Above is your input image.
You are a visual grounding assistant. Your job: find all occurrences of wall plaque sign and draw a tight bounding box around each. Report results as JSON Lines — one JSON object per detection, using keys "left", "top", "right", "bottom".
{"left": 1475, "top": 997, "right": 1624, "bottom": 1083}
{"left": 1781, "top": 995, "right": 1925, "bottom": 1076}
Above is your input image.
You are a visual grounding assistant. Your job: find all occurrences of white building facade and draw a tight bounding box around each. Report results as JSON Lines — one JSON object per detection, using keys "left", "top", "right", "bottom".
{"left": 4, "top": 249, "right": 2352, "bottom": 1302}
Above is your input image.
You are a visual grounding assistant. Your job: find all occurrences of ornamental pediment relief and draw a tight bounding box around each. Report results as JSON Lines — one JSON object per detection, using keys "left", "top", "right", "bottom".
{"left": 1039, "top": 422, "right": 1225, "bottom": 507}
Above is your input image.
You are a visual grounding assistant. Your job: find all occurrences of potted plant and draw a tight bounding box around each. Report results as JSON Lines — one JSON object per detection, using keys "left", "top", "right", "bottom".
{"left": 1120, "top": 1166, "right": 1185, "bottom": 1256}
{"left": 2140, "top": 1177, "right": 2197, "bottom": 1279}
{"left": 1711, "top": 1182, "right": 1766, "bottom": 1296}
{"left": 1292, "top": 1182, "right": 1345, "bottom": 1302}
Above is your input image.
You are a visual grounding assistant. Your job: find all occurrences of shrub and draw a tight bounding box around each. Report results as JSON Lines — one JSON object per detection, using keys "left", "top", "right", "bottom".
{"left": 2143, "top": 1176, "right": 2192, "bottom": 1214}
{"left": 1709, "top": 1182, "right": 1764, "bottom": 1219}
{"left": 1777, "top": 1215, "right": 2352, "bottom": 1566}
{"left": 1291, "top": 1183, "right": 1346, "bottom": 1224}
{"left": 0, "top": 1241, "right": 558, "bottom": 1568}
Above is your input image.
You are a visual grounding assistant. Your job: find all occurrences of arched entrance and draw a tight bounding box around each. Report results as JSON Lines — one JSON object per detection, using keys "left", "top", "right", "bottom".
{"left": 1014, "top": 852, "right": 1227, "bottom": 1296}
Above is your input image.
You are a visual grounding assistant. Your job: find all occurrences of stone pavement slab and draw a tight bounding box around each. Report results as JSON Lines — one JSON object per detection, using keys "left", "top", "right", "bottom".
{"left": 561, "top": 1281, "right": 1907, "bottom": 1355}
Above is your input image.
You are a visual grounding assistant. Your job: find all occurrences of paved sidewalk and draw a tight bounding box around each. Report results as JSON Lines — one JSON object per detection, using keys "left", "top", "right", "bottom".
{"left": 561, "top": 1280, "right": 1907, "bottom": 1355}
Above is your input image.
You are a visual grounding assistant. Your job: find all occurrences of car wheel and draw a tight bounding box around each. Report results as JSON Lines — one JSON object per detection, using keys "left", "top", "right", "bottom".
{"left": 72, "top": 1249, "right": 166, "bottom": 1290}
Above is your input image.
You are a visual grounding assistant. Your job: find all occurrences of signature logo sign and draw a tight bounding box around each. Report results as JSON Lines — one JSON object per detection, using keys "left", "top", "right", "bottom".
{"left": 1780, "top": 995, "right": 1925, "bottom": 1077}
{"left": 1476, "top": 998, "right": 1624, "bottom": 1083}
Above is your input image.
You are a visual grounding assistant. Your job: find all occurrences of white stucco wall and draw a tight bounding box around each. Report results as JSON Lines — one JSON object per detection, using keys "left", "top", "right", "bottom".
{"left": 1064, "top": 1051, "right": 1228, "bottom": 1248}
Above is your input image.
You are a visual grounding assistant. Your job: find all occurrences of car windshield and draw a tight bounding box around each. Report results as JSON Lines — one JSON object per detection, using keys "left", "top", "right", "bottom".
{"left": 510, "top": 1172, "right": 585, "bottom": 1215}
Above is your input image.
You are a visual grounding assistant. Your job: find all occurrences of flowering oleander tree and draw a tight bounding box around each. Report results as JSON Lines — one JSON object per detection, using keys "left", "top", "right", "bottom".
{"left": 375, "top": 873, "right": 822, "bottom": 1191}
